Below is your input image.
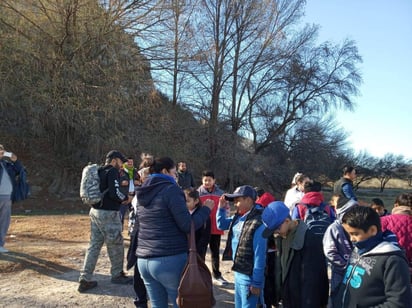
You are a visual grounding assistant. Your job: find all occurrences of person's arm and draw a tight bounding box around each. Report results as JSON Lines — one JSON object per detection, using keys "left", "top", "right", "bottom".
{"left": 380, "top": 254, "right": 411, "bottom": 307}
{"left": 8, "top": 154, "right": 24, "bottom": 175}
{"left": 107, "top": 168, "right": 127, "bottom": 202}
{"left": 323, "top": 225, "right": 349, "bottom": 271}
{"left": 291, "top": 205, "right": 301, "bottom": 220}
{"left": 250, "top": 224, "right": 268, "bottom": 292}
{"left": 216, "top": 195, "right": 232, "bottom": 230}
{"left": 197, "top": 217, "right": 211, "bottom": 258}
{"left": 341, "top": 182, "right": 357, "bottom": 201}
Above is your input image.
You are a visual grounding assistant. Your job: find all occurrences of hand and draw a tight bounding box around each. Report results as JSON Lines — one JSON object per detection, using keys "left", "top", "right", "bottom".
{"left": 10, "top": 153, "right": 18, "bottom": 162}
{"left": 218, "top": 195, "right": 229, "bottom": 209}
{"left": 122, "top": 196, "right": 133, "bottom": 205}
{"left": 203, "top": 199, "right": 215, "bottom": 210}
{"left": 249, "top": 286, "right": 260, "bottom": 297}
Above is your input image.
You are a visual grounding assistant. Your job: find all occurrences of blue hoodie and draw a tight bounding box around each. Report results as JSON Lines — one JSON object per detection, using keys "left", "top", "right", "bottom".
{"left": 135, "top": 174, "right": 210, "bottom": 258}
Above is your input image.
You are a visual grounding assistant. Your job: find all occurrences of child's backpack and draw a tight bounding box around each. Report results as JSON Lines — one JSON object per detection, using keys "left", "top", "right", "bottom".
{"left": 80, "top": 163, "right": 107, "bottom": 206}
{"left": 303, "top": 203, "right": 332, "bottom": 239}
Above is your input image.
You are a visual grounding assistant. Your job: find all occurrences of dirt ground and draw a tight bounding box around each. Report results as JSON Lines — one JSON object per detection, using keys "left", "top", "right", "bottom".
{"left": 0, "top": 214, "right": 235, "bottom": 308}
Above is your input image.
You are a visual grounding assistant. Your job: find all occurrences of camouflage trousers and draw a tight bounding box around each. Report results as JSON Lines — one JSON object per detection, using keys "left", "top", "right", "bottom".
{"left": 79, "top": 208, "right": 124, "bottom": 281}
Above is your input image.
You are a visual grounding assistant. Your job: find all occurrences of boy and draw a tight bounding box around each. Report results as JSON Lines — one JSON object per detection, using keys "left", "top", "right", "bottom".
{"left": 333, "top": 206, "right": 411, "bottom": 307}
{"left": 322, "top": 198, "right": 358, "bottom": 303}
{"left": 197, "top": 170, "right": 228, "bottom": 285}
{"left": 262, "top": 201, "right": 329, "bottom": 308}
{"left": 217, "top": 185, "right": 267, "bottom": 307}
{"left": 370, "top": 197, "right": 389, "bottom": 216}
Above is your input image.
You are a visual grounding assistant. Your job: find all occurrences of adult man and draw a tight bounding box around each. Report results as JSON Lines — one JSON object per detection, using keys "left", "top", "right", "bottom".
{"left": 78, "top": 150, "right": 133, "bottom": 292}
{"left": 333, "top": 165, "right": 359, "bottom": 208}
{"left": 177, "top": 161, "right": 195, "bottom": 189}
{"left": 0, "top": 145, "right": 24, "bottom": 253}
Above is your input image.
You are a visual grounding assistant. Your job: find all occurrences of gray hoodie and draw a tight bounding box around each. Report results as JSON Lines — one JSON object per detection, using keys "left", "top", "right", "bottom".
{"left": 323, "top": 200, "right": 358, "bottom": 292}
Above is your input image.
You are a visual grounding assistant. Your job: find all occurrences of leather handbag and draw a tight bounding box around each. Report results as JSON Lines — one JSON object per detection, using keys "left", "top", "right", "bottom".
{"left": 177, "top": 220, "right": 215, "bottom": 308}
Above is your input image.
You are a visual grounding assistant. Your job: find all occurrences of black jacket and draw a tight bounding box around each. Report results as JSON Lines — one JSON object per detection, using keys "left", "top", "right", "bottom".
{"left": 191, "top": 206, "right": 211, "bottom": 260}
{"left": 332, "top": 241, "right": 411, "bottom": 308}
{"left": 177, "top": 170, "right": 195, "bottom": 189}
{"left": 277, "top": 221, "right": 329, "bottom": 308}
{"left": 96, "top": 165, "right": 127, "bottom": 211}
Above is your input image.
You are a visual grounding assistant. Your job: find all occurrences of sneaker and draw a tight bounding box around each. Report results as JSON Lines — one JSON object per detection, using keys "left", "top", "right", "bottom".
{"left": 213, "top": 276, "right": 229, "bottom": 286}
{"left": 78, "top": 280, "right": 98, "bottom": 293}
{"left": 111, "top": 271, "right": 133, "bottom": 284}
{"left": 0, "top": 246, "right": 9, "bottom": 253}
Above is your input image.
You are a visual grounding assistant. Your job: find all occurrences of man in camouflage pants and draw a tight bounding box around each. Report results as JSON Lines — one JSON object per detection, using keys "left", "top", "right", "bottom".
{"left": 78, "top": 150, "right": 133, "bottom": 292}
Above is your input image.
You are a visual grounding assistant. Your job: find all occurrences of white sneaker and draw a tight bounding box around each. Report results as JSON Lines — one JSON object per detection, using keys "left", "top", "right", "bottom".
{"left": 213, "top": 276, "right": 228, "bottom": 286}
{"left": 0, "top": 246, "right": 9, "bottom": 253}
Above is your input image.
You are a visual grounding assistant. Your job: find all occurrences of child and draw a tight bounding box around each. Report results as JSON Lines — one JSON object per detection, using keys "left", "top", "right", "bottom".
{"left": 184, "top": 187, "right": 211, "bottom": 260}
{"left": 370, "top": 197, "right": 389, "bottom": 216}
{"left": 216, "top": 185, "right": 267, "bottom": 307}
{"left": 333, "top": 206, "right": 411, "bottom": 307}
{"left": 291, "top": 180, "right": 336, "bottom": 224}
{"left": 197, "top": 170, "right": 228, "bottom": 285}
{"left": 262, "top": 201, "right": 329, "bottom": 308}
{"left": 322, "top": 198, "right": 357, "bottom": 306}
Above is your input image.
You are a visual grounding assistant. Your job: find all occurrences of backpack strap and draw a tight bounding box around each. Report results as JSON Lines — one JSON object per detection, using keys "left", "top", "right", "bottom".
{"left": 97, "top": 166, "right": 110, "bottom": 207}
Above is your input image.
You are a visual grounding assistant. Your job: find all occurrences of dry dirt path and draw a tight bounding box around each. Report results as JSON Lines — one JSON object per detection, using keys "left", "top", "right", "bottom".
{"left": 0, "top": 215, "right": 235, "bottom": 308}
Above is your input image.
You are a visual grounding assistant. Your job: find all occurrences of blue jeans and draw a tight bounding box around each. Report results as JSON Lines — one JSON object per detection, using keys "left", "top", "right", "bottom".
{"left": 234, "top": 280, "right": 262, "bottom": 308}
{"left": 0, "top": 199, "right": 12, "bottom": 247}
{"left": 138, "top": 253, "right": 187, "bottom": 308}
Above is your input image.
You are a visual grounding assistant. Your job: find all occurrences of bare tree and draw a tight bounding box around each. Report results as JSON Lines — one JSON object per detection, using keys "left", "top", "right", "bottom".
{"left": 373, "top": 153, "right": 408, "bottom": 192}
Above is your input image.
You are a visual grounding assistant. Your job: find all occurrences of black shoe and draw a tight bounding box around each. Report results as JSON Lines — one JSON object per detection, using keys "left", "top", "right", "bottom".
{"left": 78, "top": 280, "right": 98, "bottom": 292}
{"left": 111, "top": 271, "right": 133, "bottom": 284}
{"left": 134, "top": 299, "right": 148, "bottom": 308}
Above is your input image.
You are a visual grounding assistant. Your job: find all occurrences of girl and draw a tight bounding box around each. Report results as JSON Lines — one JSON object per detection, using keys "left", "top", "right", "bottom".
{"left": 184, "top": 187, "right": 212, "bottom": 261}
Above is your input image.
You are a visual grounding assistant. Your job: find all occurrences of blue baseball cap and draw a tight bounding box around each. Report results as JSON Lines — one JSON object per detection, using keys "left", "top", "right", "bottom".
{"left": 262, "top": 201, "right": 290, "bottom": 238}
{"left": 224, "top": 185, "right": 257, "bottom": 201}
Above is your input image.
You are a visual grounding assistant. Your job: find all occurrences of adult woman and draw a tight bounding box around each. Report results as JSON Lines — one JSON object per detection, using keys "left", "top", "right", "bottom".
{"left": 134, "top": 157, "right": 212, "bottom": 307}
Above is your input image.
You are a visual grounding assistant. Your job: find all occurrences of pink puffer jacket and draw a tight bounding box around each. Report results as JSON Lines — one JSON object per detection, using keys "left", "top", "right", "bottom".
{"left": 381, "top": 211, "right": 412, "bottom": 265}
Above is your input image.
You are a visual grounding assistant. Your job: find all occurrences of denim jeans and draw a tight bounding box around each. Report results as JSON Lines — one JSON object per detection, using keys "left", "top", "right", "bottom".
{"left": 234, "top": 279, "right": 262, "bottom": 308}
{"left": 138, "top": 253, "right": 187, "bottom": 308}
{"left": 0, "top": 199, "right": 11, "bottom": 247}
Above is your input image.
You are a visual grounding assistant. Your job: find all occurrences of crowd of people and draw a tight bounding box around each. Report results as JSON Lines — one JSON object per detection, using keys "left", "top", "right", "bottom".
{"left": 1, "top": 145, "right": 411, "bottom": 307}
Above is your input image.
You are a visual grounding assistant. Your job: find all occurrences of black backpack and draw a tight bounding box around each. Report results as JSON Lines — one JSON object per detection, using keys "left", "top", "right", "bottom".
{"left": 302, "top": 203, "right": 332, "bottom": 238}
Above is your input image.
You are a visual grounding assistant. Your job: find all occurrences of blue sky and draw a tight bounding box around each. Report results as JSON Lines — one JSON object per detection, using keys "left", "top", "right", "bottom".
{"left": 303, "top": 0, "right": 412, "bottom": 160}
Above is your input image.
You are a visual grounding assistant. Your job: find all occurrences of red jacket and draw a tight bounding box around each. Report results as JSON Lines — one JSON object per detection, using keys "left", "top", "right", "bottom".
{"left": 293, "top": 192, "right": 335, "bottom": 220}
{"left": 256, "top": 192, "right": 275, "bottom": 207}
{"left": 198, "top": 185, "right": 225, "bottom": 235}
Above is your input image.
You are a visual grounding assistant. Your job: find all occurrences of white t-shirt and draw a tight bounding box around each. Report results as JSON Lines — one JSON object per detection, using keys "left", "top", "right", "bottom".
{"left": 284, "top": 187, "right": 304, "bottom": 213}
